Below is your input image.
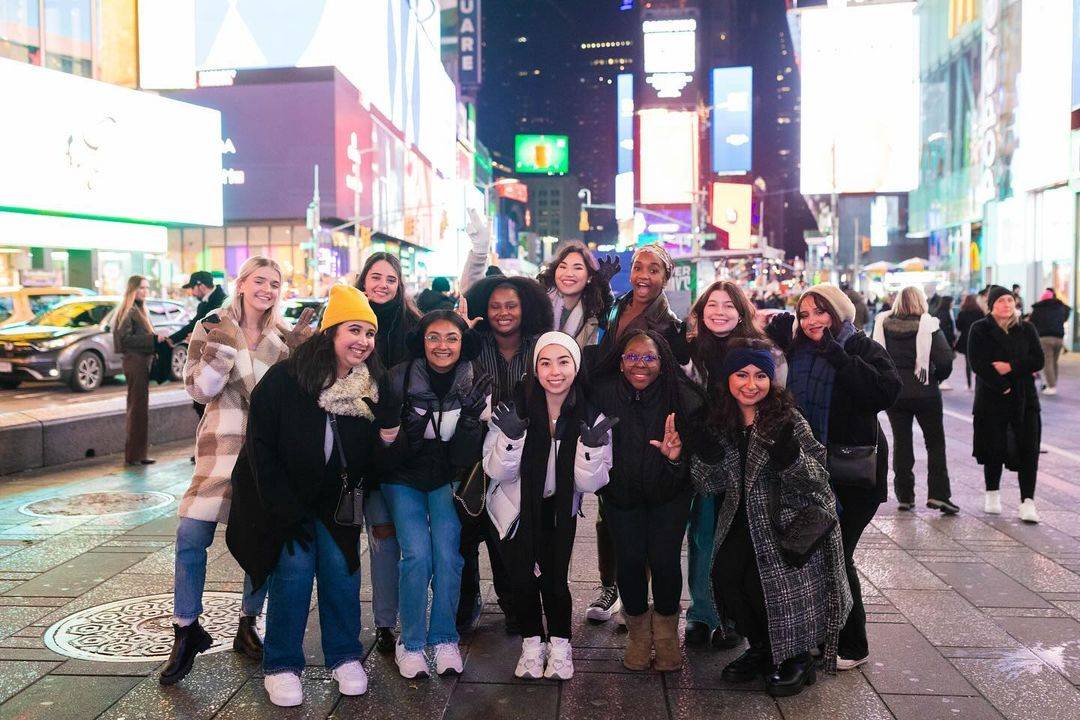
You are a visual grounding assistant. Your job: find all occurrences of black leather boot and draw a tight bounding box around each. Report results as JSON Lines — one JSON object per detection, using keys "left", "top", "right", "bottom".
{"left": 375, "top": 627, "right": 396, "bottom": 654}
{"left": 232, "top": 616, "right": 263, "bottom": 660}
{"left": 765, "top": 653, "right": 817, "bottom": 697}
{"left": 684, "top": 620, "right": 710, "bottom": 648}
{"left": 721, "top": 645, "right": 773, "bottom": 683}
{"left": 711, "top": 620, "right": 744, "bottom": 650}
{"left": 159, "top": 622, "right": 213, "bottom": 685}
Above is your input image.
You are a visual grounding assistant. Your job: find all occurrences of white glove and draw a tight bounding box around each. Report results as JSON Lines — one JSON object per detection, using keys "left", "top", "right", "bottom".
{"left": 466, "top": 208, "right": 491, "bottom": 256}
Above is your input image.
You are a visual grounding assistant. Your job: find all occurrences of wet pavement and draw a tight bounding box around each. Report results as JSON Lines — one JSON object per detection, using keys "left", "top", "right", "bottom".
{"left": 0, "top": 361, "right": 1079, "bottom": 718}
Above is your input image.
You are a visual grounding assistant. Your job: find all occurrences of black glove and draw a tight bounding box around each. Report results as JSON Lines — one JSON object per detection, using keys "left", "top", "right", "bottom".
{"left": 765, "top": 312, "right": 795, "bottom": 349}
{"left": 596, "top": 254, "right": 621, "bottom": 284}
{"left": 200, "top": 314, "right": 221, "bottom": 329}
{"left": 491, "top": 401, "right": 528, "bottom": 440}
{"left": 403, "top": 407, "right": 432, "bottom": 440}
{"left": 460, "top": 372, "right": 492, "bottom": 419}
{"left": 815, "top": 327, "right": 850, "bottom": 368}
{"left": 282, "top": 524, "right": 313, "bottom": 556}
{"left": 768, "top": 421, "right": 800, "bottom": 469}
{"left": 579, "top": 416, "right": 619, "bottom": 448}
{"left": 363, "top": 377, "right": 403, "bottom": 430}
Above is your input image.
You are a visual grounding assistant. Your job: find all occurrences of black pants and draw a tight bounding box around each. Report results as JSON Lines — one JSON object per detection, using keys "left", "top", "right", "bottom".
{"left": 712, "top": 500, "right": 768, "bottom": 649}
{"left": 984, "top": 463, "right": 1037, "bottom": 501}
{"left": 506, "top": 498, "right": 576, "bottom": 640}
{"left": 833, "top": 489, "right": 880, "bottom": 660}
{"left": 458, "top": 509, "right": 514, "bottom": 618}
{"left": 605, "top": 491, "right": 692, "bottom": 617}
{"left": 961, "top": 354, "right": 972, "bottom": 388}
{"left": 595, "top": 500, "right": 617, "bottom": 587}
{"left": 886, "top": 396, "right": 952, "bottom": 503}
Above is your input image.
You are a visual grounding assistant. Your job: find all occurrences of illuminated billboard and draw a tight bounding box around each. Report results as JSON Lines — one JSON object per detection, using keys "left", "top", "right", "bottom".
{"left": 798, "top": 3, "right": 918, "bottom": 194}
{"left": 642, "top": 17, "right": 697, "bottom": 101}
{"left": 0, "top": 58, "right": 222, "bottom": 227}
{"left": 711, "top": 67, "right": 753, "bottom": 176}
{"left": 710, "top": 183, "right": 753, "bottom": 250}
{"left": 617, "top": 73, "right": 635, "bottom": 174}
{"left": 515, "top": 135, "right": 570, "bottom": 175}
{"left": 638, "top": 109, "right": 699, "bottom": 205}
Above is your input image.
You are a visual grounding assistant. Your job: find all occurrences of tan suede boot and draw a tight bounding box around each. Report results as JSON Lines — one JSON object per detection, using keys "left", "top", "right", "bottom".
{"left": 622, "top": 610, "right": 653, "bottom": 671}
{"left": 651, "top": 612, "right": 683, "bottom": 671}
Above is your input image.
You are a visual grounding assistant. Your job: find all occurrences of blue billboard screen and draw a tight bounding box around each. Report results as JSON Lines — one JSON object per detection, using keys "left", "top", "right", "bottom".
{"left": 617, "top": 73, "right": 634, "bottom": 174}
{"left": 710, "top": 67, "right": 753, "bottom": 175}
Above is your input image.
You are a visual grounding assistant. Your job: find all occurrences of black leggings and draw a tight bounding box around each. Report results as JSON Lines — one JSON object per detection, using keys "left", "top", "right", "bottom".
{"left": 505, "top": 498, "right": 576, "bottom": 640}
{"left": 984, "top": 463, "right": 1037, "bottom": 501}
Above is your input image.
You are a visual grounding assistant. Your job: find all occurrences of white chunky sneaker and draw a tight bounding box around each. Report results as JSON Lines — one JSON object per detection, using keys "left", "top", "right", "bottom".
{"left": 544, "top": 637, "right": 574, "bottom": 680}
{"left": 433, "top": 642, "right": 463, "bottom": 675}
{"left": 395, "top": 642, "right": 429, "bottom": 679}
{"left": 264, "top": 672, "right": 303, "bottom": 707}
{"left": 1018, "top": 499, "right": 1040, "bottom": 524}
{"left": 836, "top": 655, "right": 869, "bottom": 671}
{"left": 515, "top": 636, "right": 547, "bottom": 679}
{"left": 1043, "top": 386, "right": 1057, "bottom": 396}
{"left": 332, "top": 660, "right": 368, "bottom": 696}
{"left": 984, "top": 491, "right": 1002, "bottom": 515}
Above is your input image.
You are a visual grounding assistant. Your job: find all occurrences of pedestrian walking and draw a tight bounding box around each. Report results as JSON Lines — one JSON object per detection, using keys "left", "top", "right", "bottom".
{"left": 226, "top": 285, "right": 404, "bottom": 706}
{"left": 535, "top": 241, "right": 617, "bottom": 348}
{"left": 482, "top": 332, "right": 615, "bottom": 680}
{"left": 160, "top": 257, "right": 305, "bottom": 686}
{"left": 589, "top": 329, "right": 707, "bottom": 672}
{"left": 767, "top": 282, "right": 901, "bottom": 672}
{"left": 691, "top": 339, "right": 850, "bottom": 697}
{"left": 1028, "top": 288, "right": 1070, "bottom": 396}
{"left": 355, "top": 252, "right": 422, "bottom": 653}
{"left": 383, "top": 310, "right": 491, "bottom": 679}
{"left": 968, "top": 285, "right": 1045, "bottom": 523}
{"left": 113, "top": 275, "right": 169, "bottom": 465}
{"left": 873, "top": 286, "right": 958, "bottom": 514}
{"left": 842, "top": 284, "right": 869, "bottom": 331}
{"left": 955, "top": 293, "right": 983, "bottom": 389}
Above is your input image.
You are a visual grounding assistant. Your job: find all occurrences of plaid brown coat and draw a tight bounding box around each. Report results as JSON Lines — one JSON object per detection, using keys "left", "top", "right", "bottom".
{"left": 691, "top": 416, "right": 852, "bottom": 669}
{"left": 180, "top": 310, "right": 291, "bottom": 522}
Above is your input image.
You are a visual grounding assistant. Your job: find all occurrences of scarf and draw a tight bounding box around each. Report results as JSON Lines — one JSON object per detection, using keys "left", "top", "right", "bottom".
{"left": 873, "top": 310, "right": 939, "bottom": 384}
{"left": 549, "top": 288, "right": 587, "bottom": 341}
{"left": 317, "top": 365, "right": 377, "bottom": 420}
{"left": 371, "top": 296, "right": 412, "bottom": 369}
{"left": 787, "top": 321, "right": 857, "bottom": 444}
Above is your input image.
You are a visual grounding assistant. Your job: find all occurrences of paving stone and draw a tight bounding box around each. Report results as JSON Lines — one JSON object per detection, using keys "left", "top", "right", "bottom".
{"left": 331, "top": 652, "right": 456, "bottom": 719}
{"left": 861, "top": 623, "right": 977, "bottom": 696}
{"left": 992, "top": 616, "right": 1080, "bottom": 684}
{"left": 922, "top": 562, "right": 1052, "bottom": 609}
{"left": 664, "top": 644, "right": 746, "bottom": 689}
{"left": 976, "top": 550, "right": 1080, "bottom": 594}
{"left": 981, "top": 518, "right": 1080, "bottom": 559}
{"left": 881, "top": 694, "right": 1005, "bottom": 720}
{"left": 0, "top": 646, "right": 68, "bottom": 661}
{"left": 559, "top": 672, "right": 668, "bottom": 720}
{"left": 882, "top": 589, "right": 1019, "bottom": 647}
{"left": 951, "top": 656, "right": 1080, "bottom": 720}
{"left": 51, "top": 658, "right": 162, "bottom": 677}
{"left": 872, "top": 516, "right": 967, "bottom": 552}
{"left": 6, "top": 552, "right": 146, "bottom": 598}
{"left": 926, "top": 514, "right": 1019, "bottom": 542}
{"left": 0, "top": 534, "right": 115, "bottom": 573}
{"left": 773, "top": 665, "right": 893, "bottom": 720}
{"left": 214, "top": 667, "right": 341, "bottom": 720}
{"left": 444, "top": 682, "right": 558, "bottom": 720}
{"left": 669, "top": 688, "right": 782, "bottom": 720}
{"left": 0, "top": 660, "right": 58, "bottom": 704}
{"left": 0, "top": 605, "right": 53, "bottom": 641}
{"left": 0, "top": 674, "right": 140, "bottom": 719}
{"left": 853, "top": 548, "right": 949, "bottom": 590}
{"left": 1036, "top": 510, "right": 1080, "bottom": 538}
{"left": 120, "top": 515, "right": 179, "bottom": 537}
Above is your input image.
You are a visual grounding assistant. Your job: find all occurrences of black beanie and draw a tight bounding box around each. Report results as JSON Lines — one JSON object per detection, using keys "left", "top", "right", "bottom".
{"left": 986, "top": 285, "right": 1012, "bottom": 311}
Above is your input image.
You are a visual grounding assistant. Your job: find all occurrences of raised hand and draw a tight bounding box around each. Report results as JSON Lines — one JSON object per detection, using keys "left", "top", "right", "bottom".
{"left": 460, "top": 372, "right": 492, "bottom": 418}
{"left": 491, "top": 401, "right": 529, "bottom": 440}
{"left": 403, "top": 407, "right": 432, "bottom": 439}
{"left": 815, "top": 326, "right": 848, "bottom": 367}
{"left": 764, "top": 312, "right": 795, "bottom": 349}
{"left": 649, "top": 413, "right": 683, "bottom": 462}
{"left": 466, "top": 208, "right": 491, "bottom": 256}
{"left": 362, "top": 377, "right": 403, "bottom": 430}
{"left": 596, "top": 254, "right": 621, "bottom": 284}
{"left": 455, "top": 295, "right": 482, "bottom": 330}
{"left": 579, "top": 416, "right": 619, "bottom": 448}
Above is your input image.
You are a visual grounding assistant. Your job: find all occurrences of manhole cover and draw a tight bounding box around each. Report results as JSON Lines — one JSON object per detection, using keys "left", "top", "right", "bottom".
{"left": 20, "top": 491, "right": 174, "bottom": 518}
{"left": 44, "top": 593, "right": 244, "bottom": 662}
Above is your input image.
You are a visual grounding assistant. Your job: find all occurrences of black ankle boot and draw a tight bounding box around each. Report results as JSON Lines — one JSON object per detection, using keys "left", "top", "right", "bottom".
{"left": 232, "top": 616, "right": 263, "bottom": 660}
{"left": 766, "top": 653, "right": 817, "bottom": 697}
{"left": 711, "top": 621, "right": 744, "bottom": 650}
{"left": 159, "top": 622, "right": 213, "bottom": 685}
{"left": 684, "top": 620, "right": 710, "bottom": 648}
{"left": 721, "top": 645, "right": 773, "bottom": 682}
{"left": 375, "top": 627, "right": 396, "bottom": 654}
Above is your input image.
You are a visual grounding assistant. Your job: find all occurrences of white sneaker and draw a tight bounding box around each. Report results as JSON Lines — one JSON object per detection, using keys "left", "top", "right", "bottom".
{"left": 395, "top": 642, "right": 429, "bottom": 679}
{"left": 939, "top": 380, "right": 953, "bottom": 391}
{"left": 984, "top": 491, "right": 1002, "bottom": 515}
{"left": 1043, "top": 386, "right": 1057, "bottom": 396}
{"left": 433, "top": 642, "right": 463, "bottom": 675}
{"left": 515, "top": 636, "right": 547, "bottom": 679}
{"left": 544, "top": 637, "right": 574, "bottom": 680}
{"left": 836, "top": 655, "right": 869, "bottom": 671}
{"left": 264, "top": 672, "right": 303, "bottom": 707}
{"left": 331, "top": 660, "right": 368, "bottom": 696}
{"left": 1018, "top": 499, "right": 1040, "bottom": 524}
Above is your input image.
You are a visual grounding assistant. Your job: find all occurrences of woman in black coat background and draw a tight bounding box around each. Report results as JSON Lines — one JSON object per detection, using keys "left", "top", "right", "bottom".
{"left": 968, "top": 285, "right": 1044, "bottom": 523}
{"left": 954, "top": 293, "right": 984, "bottom": 389}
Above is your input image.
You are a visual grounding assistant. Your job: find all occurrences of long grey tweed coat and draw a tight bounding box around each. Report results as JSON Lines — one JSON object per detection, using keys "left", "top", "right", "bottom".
{"left": 691, "top": 416, "right": 852, "bottom": 669}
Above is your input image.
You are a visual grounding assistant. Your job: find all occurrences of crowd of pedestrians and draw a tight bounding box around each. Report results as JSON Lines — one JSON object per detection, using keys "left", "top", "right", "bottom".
{"left": 107, "top": 237, "right": 1063, "bottom": 708}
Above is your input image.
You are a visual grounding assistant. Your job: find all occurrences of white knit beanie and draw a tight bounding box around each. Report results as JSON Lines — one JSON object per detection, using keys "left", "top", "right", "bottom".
{"left": 533, "top": 331, "right": 582, "bottom": 372}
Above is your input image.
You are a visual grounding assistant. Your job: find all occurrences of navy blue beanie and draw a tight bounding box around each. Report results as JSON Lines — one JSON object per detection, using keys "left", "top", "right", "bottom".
{"left": 720, "top": 347, "right": 776, "bottom": 382}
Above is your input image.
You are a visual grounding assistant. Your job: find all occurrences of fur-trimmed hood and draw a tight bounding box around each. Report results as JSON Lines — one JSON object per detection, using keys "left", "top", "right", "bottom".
{"left": 317, "top": 365, "right": 377, "bottom": 419}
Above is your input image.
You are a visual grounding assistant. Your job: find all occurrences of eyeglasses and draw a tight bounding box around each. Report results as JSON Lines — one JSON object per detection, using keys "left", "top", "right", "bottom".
{"left": 424, "top": 333, "right": 462, "bottom": 345}
{"left": 621, "top": 352, "right": 659, "bottom": 366}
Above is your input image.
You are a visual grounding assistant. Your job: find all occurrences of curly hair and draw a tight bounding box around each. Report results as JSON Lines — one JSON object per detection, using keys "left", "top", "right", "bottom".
{"left": 463, "top": 275, "right": 554, "bottom": 338}
{"left": 536, "top": 241, "right": 614, "bottom": 327}
{"left": 707, "top": 338, "right": 798, "bottom": 440}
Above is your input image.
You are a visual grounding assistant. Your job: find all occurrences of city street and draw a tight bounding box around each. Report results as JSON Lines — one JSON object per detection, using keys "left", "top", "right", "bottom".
{"left": 0, "top": 381, "right": 182, "bottom": 415}
{"left": 0, "top": 364, "right": 1078, "bottom": 719}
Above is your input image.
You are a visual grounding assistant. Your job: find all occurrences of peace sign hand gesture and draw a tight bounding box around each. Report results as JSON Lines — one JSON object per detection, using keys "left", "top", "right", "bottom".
{"left": 455, "top": 295, "right": 482, "bottom": 330}
{"left": 649, "top": 413, "right": 683, "bottom": 462}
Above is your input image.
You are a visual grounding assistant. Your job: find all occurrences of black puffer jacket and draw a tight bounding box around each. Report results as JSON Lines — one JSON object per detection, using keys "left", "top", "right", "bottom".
{"left": 880, "top": 315, "right": 954, "bottom": 401}
{"left": 1028, "top": 298, "right": 1071, "bottom": 339}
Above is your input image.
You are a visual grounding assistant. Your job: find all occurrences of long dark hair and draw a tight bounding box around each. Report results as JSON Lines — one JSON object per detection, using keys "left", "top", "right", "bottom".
{"left": 792, "top": 291, "right": 841, "bottom": 350}
{"left": 689, "top": 281, "right": 763, "bottom": 378}
{"left": 288, "top": 323, "right": 384, "bottom": 398}
{"left": 536, "top": 242, "right": 615, "bottom": 326}
{"left": 708, "top": 338, "right": 798, "bottom": 440}
{"left": 356, "top": 252, "right": 421, "bottom": 321}
{"left": 960, "top": 293, "right": 980, "bottom": 313}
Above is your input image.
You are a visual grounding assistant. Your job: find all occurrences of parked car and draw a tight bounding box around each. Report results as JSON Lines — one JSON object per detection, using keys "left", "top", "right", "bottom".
{"left": 0, "top": 297, "right": 192, "bottom": 392}
{"left": 282, "top": 297, "right": 325, "bottom": 329}
{"left": 0, "top": 286, "right": 95, "bottom": 327}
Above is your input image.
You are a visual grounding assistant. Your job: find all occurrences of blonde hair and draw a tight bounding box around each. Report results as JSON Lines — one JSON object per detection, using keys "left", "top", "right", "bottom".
{"left": 221, "top": 256, "right": 285, "bottom": 331}
{"left": 893, "top": 285, "right": 929, "bottom": 318}
{"left": 117, "top": 275, "right": 152, "bottom": 332}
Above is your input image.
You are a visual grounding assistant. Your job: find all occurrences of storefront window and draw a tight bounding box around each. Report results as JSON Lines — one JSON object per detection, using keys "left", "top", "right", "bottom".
{"left": 43, "top": 0, "right": 92, "bottom": 77}
{"left": 0, "top": 0, "right": 40, "bottom": 63}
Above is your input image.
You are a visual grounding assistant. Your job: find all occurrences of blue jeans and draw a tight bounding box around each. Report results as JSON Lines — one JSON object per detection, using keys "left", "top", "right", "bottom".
{"left": 263, "top": 521, "right": 363, "bottom": 675}
{"left": 381, "top": 482, "right": 463, "bottom": 651}
{"left": 365, "top": 489, "right": 400, "bottom": 629}
{"left": 686, "top": 493, "right": 721, "bottom": 628}
{"left": 174, "top": 517, "right": 266, "bottom": 623}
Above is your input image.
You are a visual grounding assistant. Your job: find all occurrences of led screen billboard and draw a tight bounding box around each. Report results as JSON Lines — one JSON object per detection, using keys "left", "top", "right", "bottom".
{"left": 710, "top": 182, "right": 752, "bottom": 250}
{"left": 617, "top": 73, "right": 634, "bottom": 174}
{"left": 642, "top": 17, "right": 697, "bottom": 102}
{"left": 1074, "top": 0, "right": 1080, "bottom": 111}
{"left": 711, "top": 67, "right": 753, "bottom": 176}
{"left": 0, "top": 58, "right": 222, "bottom": 226}
{"left": 798, "top": 3, "right": 918, "bottom": 194}
{"left": 638, "top": 109, "right": 699, "bottom": 205}
{"left": 515, "top": 135, "right": 570, "bottom": 175}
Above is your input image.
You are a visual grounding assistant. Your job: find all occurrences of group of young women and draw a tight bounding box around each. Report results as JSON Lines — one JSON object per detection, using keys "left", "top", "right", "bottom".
{"left": 106, "top": 239, "right": 1045, "bottom": 708}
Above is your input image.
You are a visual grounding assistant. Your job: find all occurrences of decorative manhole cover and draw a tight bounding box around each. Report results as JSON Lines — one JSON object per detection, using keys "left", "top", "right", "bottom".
{"left": 44, "top": 593, "right": 243, "bottom": 662}
{"left": 20, "top": 491, "right": 174, "bottom": 518}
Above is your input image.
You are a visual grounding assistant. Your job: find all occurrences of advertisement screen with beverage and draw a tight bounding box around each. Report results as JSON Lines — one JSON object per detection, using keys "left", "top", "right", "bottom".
{"left": 514, "top": 135, "right": 570, "bottom": 175}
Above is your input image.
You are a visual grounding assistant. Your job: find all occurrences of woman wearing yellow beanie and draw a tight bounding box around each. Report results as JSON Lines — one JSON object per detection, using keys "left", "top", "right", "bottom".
{"left": 227, "top": 282, "right": 405, "bottom": 707}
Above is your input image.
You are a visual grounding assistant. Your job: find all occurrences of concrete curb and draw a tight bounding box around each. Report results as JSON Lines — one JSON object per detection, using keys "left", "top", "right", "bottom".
{"left": 0, "top": 388, "right": 196, "bottom": 475}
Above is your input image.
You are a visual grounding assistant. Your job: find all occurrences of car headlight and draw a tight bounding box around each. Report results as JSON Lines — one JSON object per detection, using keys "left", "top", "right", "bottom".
{"left": 30, "top": 336, "right": 78, "bottom": 352}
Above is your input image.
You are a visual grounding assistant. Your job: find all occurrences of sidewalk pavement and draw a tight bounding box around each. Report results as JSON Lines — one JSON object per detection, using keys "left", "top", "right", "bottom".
{"left": 0, "top": 365, "right": 1079, "bottom": 718}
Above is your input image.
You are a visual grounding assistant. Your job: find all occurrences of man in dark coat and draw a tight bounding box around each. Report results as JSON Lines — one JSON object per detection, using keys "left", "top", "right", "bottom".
{"left": 170, "top": 271, "right": 226, "bottom": 435}
{"left": 1028, "top": 289, "right": 1071, "bottom": 395}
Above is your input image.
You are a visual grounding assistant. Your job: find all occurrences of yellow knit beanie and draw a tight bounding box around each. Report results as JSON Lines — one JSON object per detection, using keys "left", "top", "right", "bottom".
{"left": 320, "top": 284, "right": 378, "bottom": 331}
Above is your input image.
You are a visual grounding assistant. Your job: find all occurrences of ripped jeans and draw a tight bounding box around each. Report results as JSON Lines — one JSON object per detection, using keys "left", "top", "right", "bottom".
{"left": 365, "top": 489, "right": 400, "bottom": 629}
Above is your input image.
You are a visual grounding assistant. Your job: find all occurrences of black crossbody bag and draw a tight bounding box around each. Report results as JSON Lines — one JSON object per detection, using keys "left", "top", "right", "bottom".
{"left": 329, "top": 413, "right": 364, "bottom": 528}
